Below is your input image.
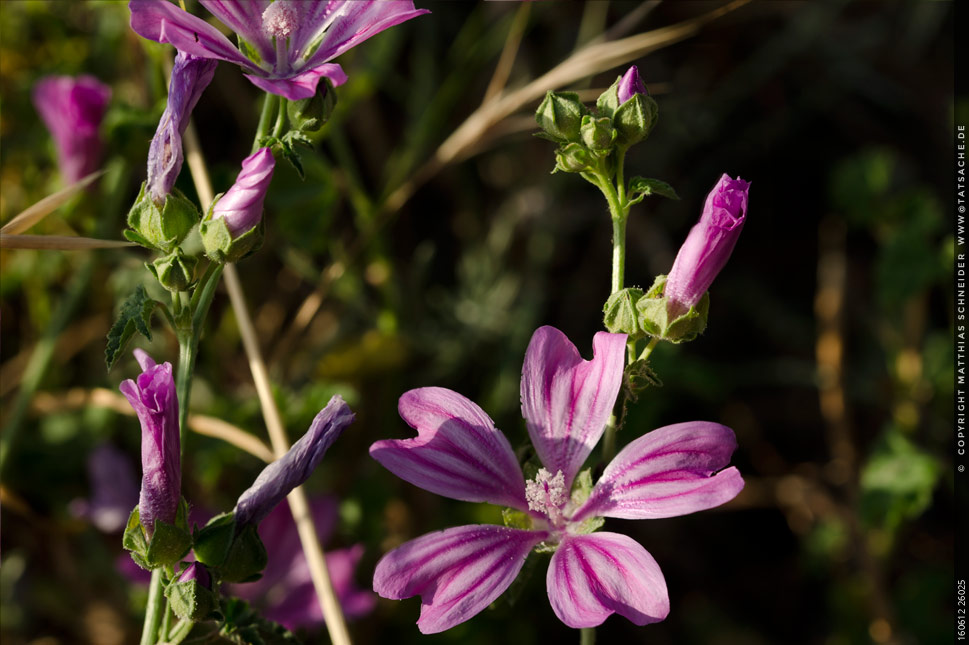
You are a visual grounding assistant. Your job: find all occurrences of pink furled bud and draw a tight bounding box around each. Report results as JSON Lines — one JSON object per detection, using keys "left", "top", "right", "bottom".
{"left": 664, "top": 174, "right": 750, "bottom": 311}
{"left": 616, "top": 65, "right": 647, "bottom": 104}
{"left": 32, "top": 75, "right": 111, "bottom": 184}
{"left": 119, "top": 349, "right": 180, "bottom": 536}
{"left": 211, "top": 148, "right": 275, "bottom": 237}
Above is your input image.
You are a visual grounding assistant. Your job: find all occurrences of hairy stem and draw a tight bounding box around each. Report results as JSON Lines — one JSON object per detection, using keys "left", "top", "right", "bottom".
{"left": 140, "top": 569, "right": 165, "bottom": 645}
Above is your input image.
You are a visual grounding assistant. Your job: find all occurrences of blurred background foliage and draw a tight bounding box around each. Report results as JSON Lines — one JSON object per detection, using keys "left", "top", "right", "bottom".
{"left": 0, "top": 1, "right": 957, "bottom": 644}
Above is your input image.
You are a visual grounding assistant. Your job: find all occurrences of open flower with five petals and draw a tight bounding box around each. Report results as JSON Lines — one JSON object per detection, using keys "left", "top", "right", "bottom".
{"left": 129, "top": 0, "right": 429, "bottom": 100}
{"left": 370, "top": 325, "right": 744, "bottom": 633}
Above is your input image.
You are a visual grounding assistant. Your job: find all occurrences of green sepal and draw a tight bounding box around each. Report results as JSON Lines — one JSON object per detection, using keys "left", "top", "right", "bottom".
{"left": 595, "top": 76, "right": 622, "bottom": 118}
{"left": 535, "top": 91, "right": 588, "bottom": 143}
{"left": 635, "top": 274, "right": 710, "bottom": 343}
{"left": 193, "top": 513, "right": 268, "bottom": 583}
{"left": 502, "top": 508, "right": 533, "bottom": 530}
{"left": 217, "top": 597, "right": 301, "bottom": 644}
{"left": 627, "top": 177, "right": 679, "bottom": 206}
{"left": 554, "top": 142, "right": 598, "bottom": 174}
{"left": 147, "top": 247, "right": 198, "bottom": 293}
{"left": 166, "top": 564, "right": 221, "bottom": 623}
{"left": 580, "top": 115, "right": 616, "bottom": 153}
{"left": 199, "top": 199, "right": 265, "bottom": 264}
{"left": 569, "top": 469, "right": 595, "bottom": 508}
{"left": 603, "top": 287, "right": 646, "bottom": 339}
{"left": 287, "top": 79, "right": 337, "bottom": 135}
{"left": 613, "top": 94, "right": 658, "bottom": 148}
{"left": 237, "top": 37, "right": 262, "bottom": 66}
{"left": 126, "top": 182, "right": 200, "bottom": 253}
{"left": 123, "top": 499, "right": 192, "bottom": 570}
{"left": 572, "top": 515, "right": 605, "bottom": 535}
{"left": 104, "top": 284, "right": 158, "bottom": 371}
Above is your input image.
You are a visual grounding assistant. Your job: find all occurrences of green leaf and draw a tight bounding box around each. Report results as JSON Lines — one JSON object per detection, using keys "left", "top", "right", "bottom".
{"left": 217, "top": 597, "right": 301, "bottom": 644}
{"left": 627, "top": 177, "right": 679, "bottom": 206}
{"left": 105, "top": 285, "right": 158, "bottom": 371}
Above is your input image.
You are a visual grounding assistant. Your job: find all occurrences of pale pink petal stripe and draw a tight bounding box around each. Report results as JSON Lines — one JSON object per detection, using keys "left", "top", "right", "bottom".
{"left": 520, "top": 326, "right": 626, "bottom": 487}
{"left": 198, "top": 0, "right": 274, "bottom": 62}
{"left": 373, "top": 524, "right": 546, "bottom": 634}
{"left": 547, "top": 532, "right": 669, "bottom": 628}
{"left": 572, "top": 421, "right": 744, "bottom": 522}
{"left": 370, "top": 387, "right": 528, "bottom": 510}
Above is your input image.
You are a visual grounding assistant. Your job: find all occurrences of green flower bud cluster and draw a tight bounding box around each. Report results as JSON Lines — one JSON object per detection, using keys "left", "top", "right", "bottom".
{"left": 125, "top": 183, "right": 202, "bottom": 292}
{"left": 534, "top": 73, "right": 658, "bottom": 177}
{"left": 192, "top": 512, "right": 269, "bottom": 583}
{"left": 602, "top": 275, "right": 710, "bottom": 344}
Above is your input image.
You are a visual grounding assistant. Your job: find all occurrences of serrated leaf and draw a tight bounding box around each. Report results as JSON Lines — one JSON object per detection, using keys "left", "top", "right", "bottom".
{"left": 105, "top": 285, "right": 158, "bottom": 371}
{"left": 627, "top": 177, "right": 679, "bottom": 205}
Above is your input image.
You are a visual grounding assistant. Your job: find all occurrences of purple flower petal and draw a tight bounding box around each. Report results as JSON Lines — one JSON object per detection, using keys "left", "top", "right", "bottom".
{"left": 617, "top": 65, "right": 647, "bottom": 104}
{"left": 297, "top": 1, "right": 432, "bottom": 72}
{"left": 373, "top": 524, "right": 546, "bottom": 634}
{"left": 546, "top": 532, "right": 668, "bottom": 628}
{"left": 571, "top": 421, "right": 745, "bottom": 523}
{"left": 119, "top": 350, "right": 180, "bottom": 535}
{"left": 233, "top": 395, "right": 354, "bottom": 527}
{"left": 129, "top": 0, "right": 261, "bottom": 72}
{"left": 520, "top": 326, "right": 626, "bottom": 488}
{"left": 77, "top": 443, "right": 139, "bottom": 534}
{"left": 371, "top": 387, "right": 529, "bottom": 510}
{"left": 32, "top": 75, "right": 111, "bottom": 184}
{"left": 243, "top": 63, "right": 347, "bottom": 101}
{"left": 198, "top": 0, "right": 274, "bottom": 62}
{"left": 211, "top": 147, "right": 275, "bottom": 236}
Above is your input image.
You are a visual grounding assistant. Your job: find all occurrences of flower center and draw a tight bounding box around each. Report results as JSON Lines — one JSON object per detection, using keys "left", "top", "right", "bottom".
{"left": 262, "top": 1, "right": 298, "bottom": 39}
{"left": 525, "top": 468, "right": 568, "bottom": 526}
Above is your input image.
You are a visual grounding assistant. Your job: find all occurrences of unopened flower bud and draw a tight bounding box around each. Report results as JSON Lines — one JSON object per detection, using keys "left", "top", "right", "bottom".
{"left": 200, "top": 148, "right": 275, "bottom": 263}
{"left": 665, "top": 174, "right": 750, "bottom": 312}
{"left": 554, "top": 142, "right": 598, "bottom": 174}
{"left": 147, "top": 247, "right": 197, "bottom": 292}
{"left": 32, "top": 75, "right": 111, "bottom": 185}
{"left": 287, "top": 78, "right": 338, "bottom": 134}
{"left": 617, "top": 65, "right": 648, "bottom": 104}
{"left": 580, "top": 115, "right": 617, "bottom": 152}
{"left": 125, "top": 182, "right": 200, "bottom": 253}
{"left": 603, "top": 287, "right": 646, "bottom": 340}
{"left": 613, "top": 92, "right": 658, "bottom": 148}
{"left": 166, "top": 562, "right": 219, "bottom": 622}
{"left": 535, "top": 91, "right": 588, "bottom": 143}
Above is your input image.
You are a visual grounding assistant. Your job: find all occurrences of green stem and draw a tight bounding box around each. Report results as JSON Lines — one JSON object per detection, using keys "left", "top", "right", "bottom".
{"left": 159, "top": 600, "right": 173, "bottom": 643}
{"left": 639, "top": 337, "right": 660, "bottom": 362}
{"left": 162, "top": 619, "right": 195, "bottom": 645}
{"left": 253, "top": 93, "right": 279, "bottom": 153}
{"left": 272, "top": 98, "right": 288, "bottom": 138}
{"left": 580, "top": 627, "right": 596, "bottom": 645}
{"left": 610, "top": 213, "right": 627, "bottom": 295}
{"left": 140, "top": 569, "right": 165, "bottom": 645}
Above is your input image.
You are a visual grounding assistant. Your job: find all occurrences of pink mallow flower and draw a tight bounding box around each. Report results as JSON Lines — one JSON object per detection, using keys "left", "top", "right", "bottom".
{"left": 32, "top": 75, "right": 111, "bottom": 184}
{"left": 371, "top": 326, "right": 744, "bottom": 633}
{"left": 230, "top": 498, "right": 375, "bottom": 631}
{"left": 211, "top": 147, "right": 275, "bottom": 237}
{"left": 129, "top": 1, "right": 428, "bottom": 101}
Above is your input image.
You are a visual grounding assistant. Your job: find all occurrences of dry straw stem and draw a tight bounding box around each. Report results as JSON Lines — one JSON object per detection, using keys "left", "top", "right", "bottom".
{"left": 1, "top": 170, "right": 105, "bottom": 235}
{"left": 28, "top": 387, "right": 275, "bottom": 463}
{"left": 0, "top": 234, "right": 133, "bottom": 250}
{"left": 181, "top": 109, "right": 354, "bottom": 644}
{"left": 279, "top": 0, "right": 749, "bottom": 354}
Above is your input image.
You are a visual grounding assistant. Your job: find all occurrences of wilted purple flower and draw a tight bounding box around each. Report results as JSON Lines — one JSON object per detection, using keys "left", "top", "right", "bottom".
{"left": 234, "top": 395, "right": 354, "bottom": 528}
{"left": 230, "top": 498, "right": 375, "bottom": 630}
{"left": 129, "top": 1, "right": 429, "bottom": 101}
{"left": 146, "top": 51, "right": 217, "bottom": 203}
{"left": 616, "top": 65, "right": 647, "bottom": 104}
{"left": 664, "top": 174, "right": 750, "bottom": 312}
{"left": 69, "top": 443, "right": 139, "bottom": 533}
{"left": 32, "top": 75, "right": 111, "bottom": 184}
{"left": 119, "top": 349, "right": 180, "bottom": 536}
{"left": 371, "top": 326, "right": 744, "bottom": 633}
{"left": 211, "top": 147, "right": 275, "bottom": 236}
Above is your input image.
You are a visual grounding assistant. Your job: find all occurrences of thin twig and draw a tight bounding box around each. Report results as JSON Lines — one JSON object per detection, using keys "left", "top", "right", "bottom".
{"left": 0, "top": 234, "right": 133, "bottom": 250}
{"left": 182, "top": 109, "right": 353, "bottom": 645}
{"left": 1, "top": 170, "right": 105, "bottom": 234}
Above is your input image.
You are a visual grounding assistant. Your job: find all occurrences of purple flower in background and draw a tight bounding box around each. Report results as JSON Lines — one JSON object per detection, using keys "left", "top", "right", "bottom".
{"left": 69, "top": 443, "right": 139, "bottom": 533}
{"left": 664, "top": 174, "right": 750, "bottom": 312}
{"left": 371, "top": 326, "right": 744, "bottom": 633}
{"left": 234, "top": 395, "right": 354, "bottom": 528}
{"left": 32, "top": 75, "right": 111, "bottom": 184}
{"left": 119, "top": 349, "right": 180, "bottom": 536}
{"left": 616, "top": 65, "right": 647, "bottom": 104}
{"left": 230, "top": 498, "right": 375, "bottom": 630}
{"left": 211, "top": 147, "right": 275, "bottom": 237}
{"left": 129, "top": 1, "right": 429, "bottom": 100}
{"left": 146, "top": 51, "right": 217, "bottom": 203}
